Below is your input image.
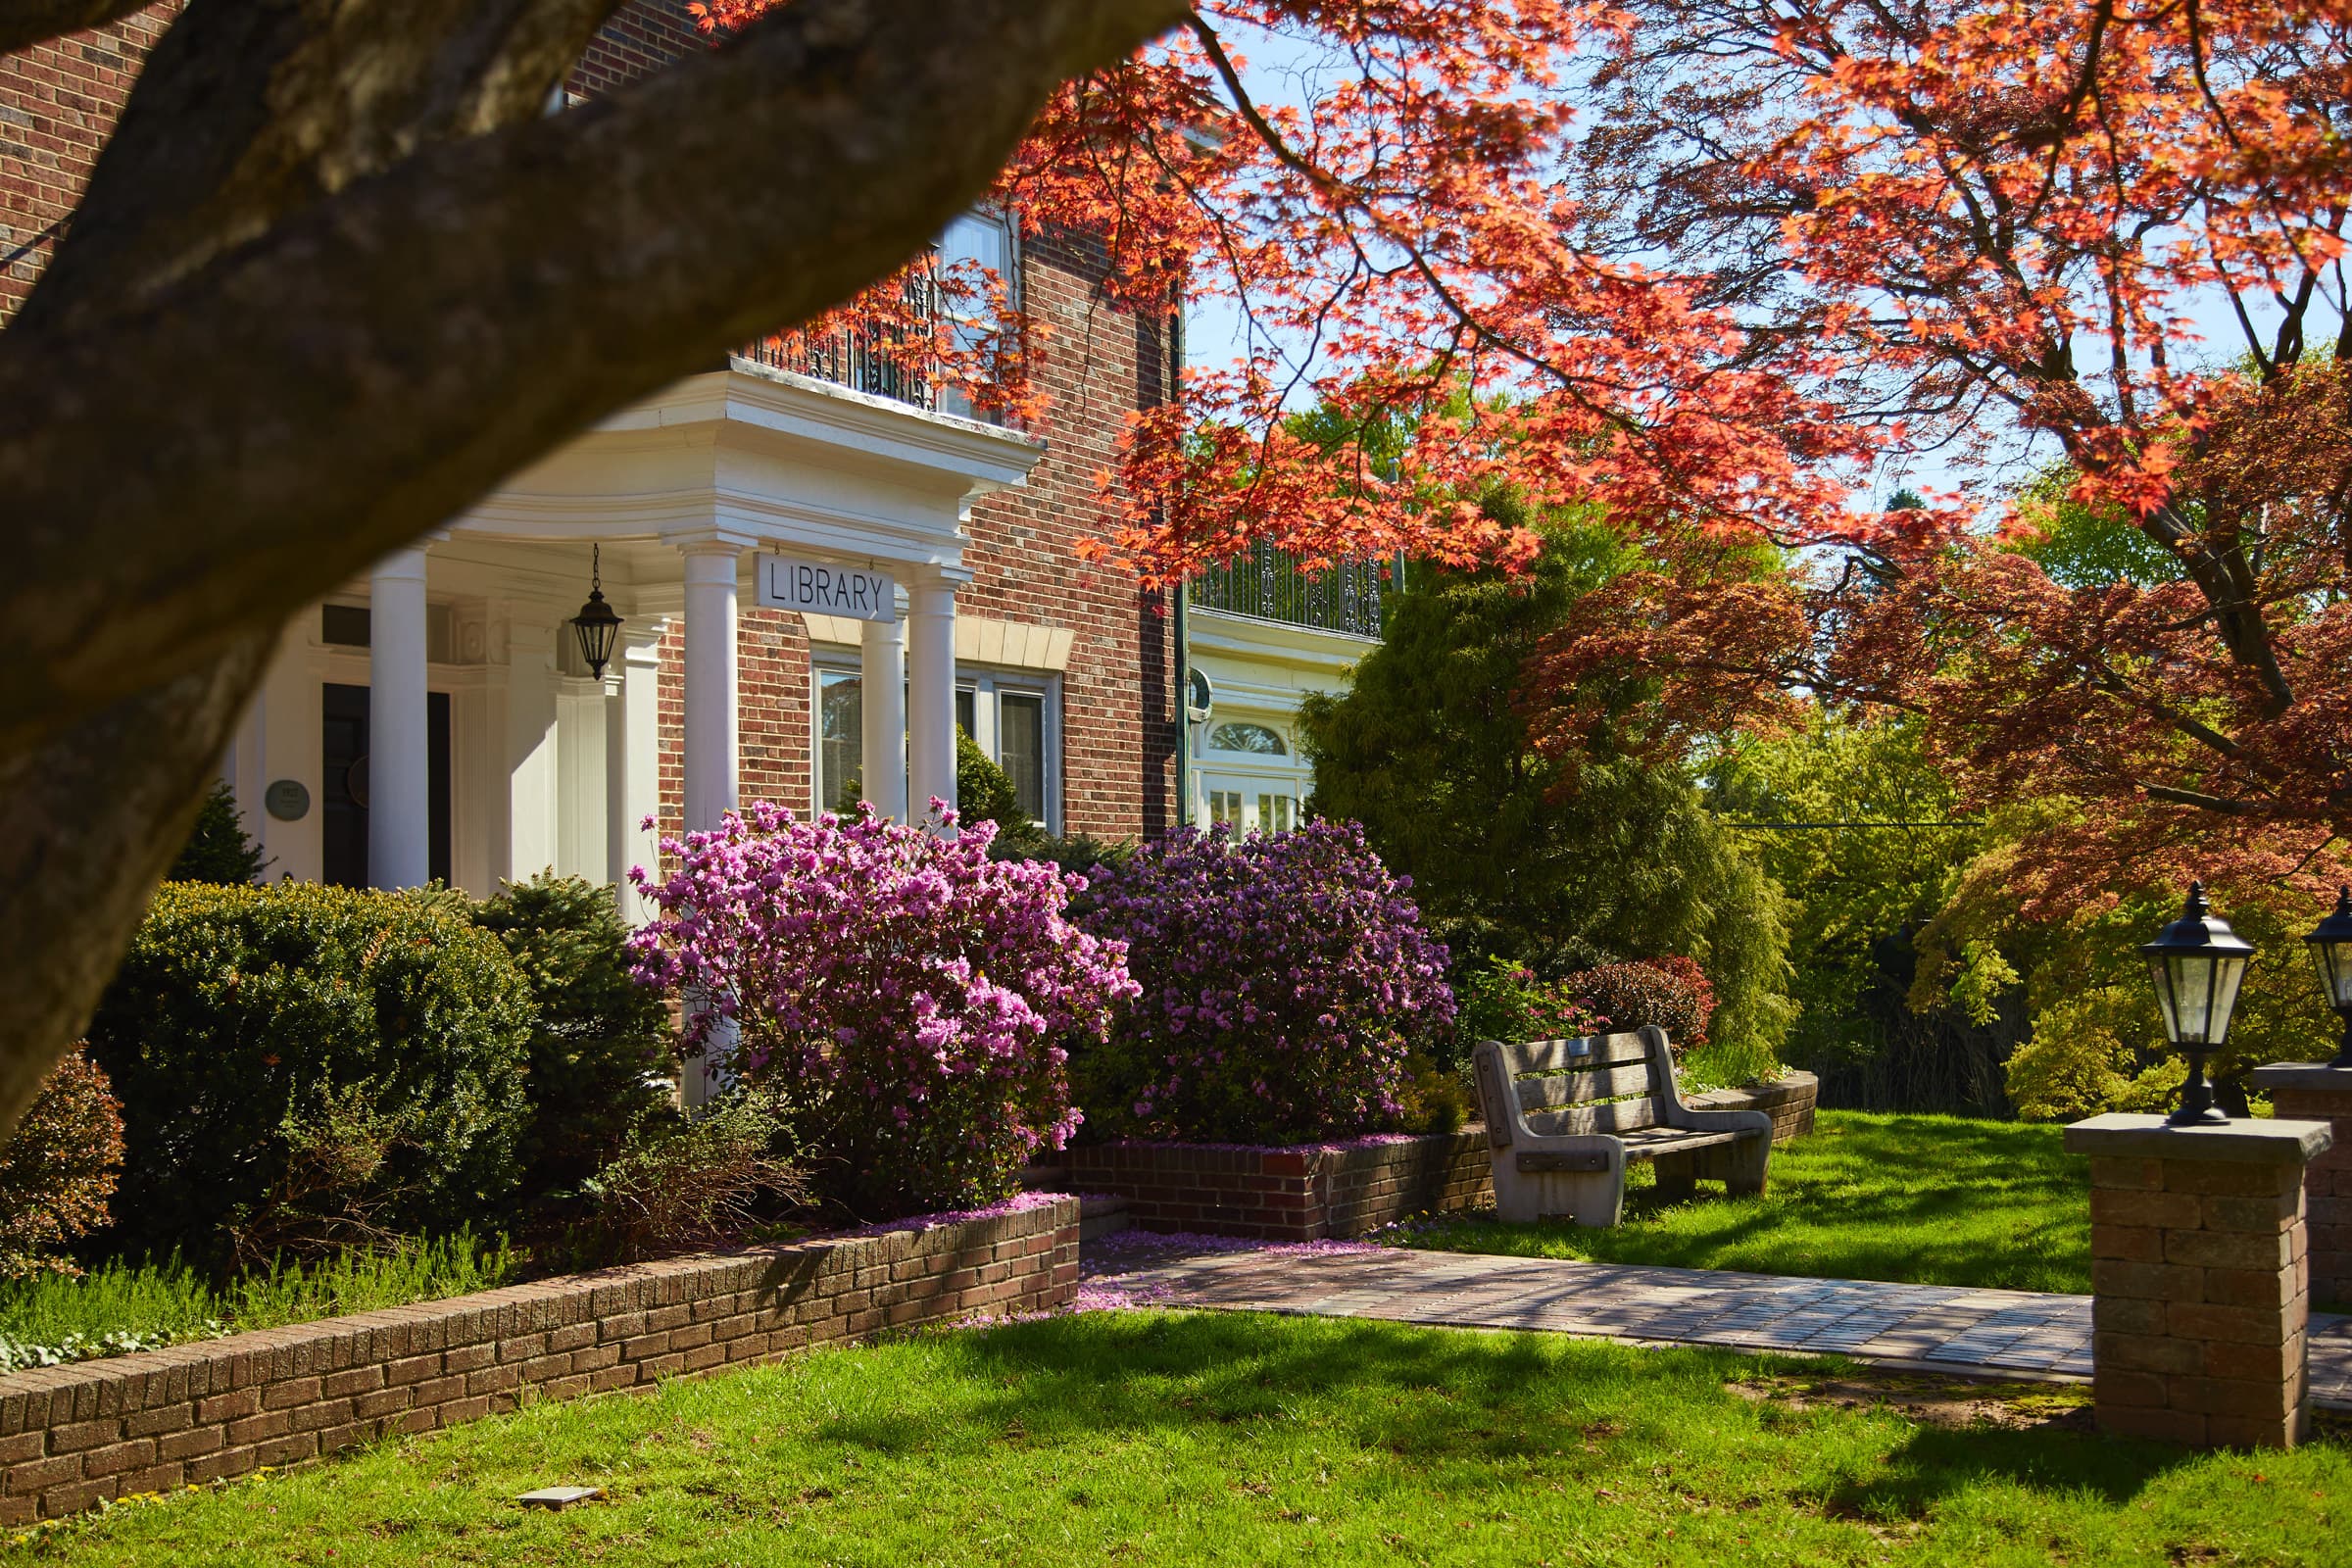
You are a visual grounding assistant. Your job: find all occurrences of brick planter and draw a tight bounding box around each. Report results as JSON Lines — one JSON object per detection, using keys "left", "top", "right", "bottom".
{"left": 2066, "top": 1114, "right": 2332, "bottom": 1448}
{"left": 1685, "top": 1071, "right": 1819, "bottom": 1145}
{"left": 1039, "top": 1130, "right": 1492, "bottom": 1241}
{"left": 2249, "top": 1063, "right": 2352, "bottom": 1308}
{"left": 0, "top": 1196, "right": 1079, "bottom": 1523}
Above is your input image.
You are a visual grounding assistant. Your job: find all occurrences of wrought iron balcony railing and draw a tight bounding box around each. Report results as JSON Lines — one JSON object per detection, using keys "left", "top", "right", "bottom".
{"left": 734, "top": 269, "right": 940, "bottom": 412}
{"left": 1189, "top": 543, "right": 1392, "bottom": 638}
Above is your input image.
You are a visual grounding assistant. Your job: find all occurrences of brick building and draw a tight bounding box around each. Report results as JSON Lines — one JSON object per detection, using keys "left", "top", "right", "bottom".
{"left": 3, "top": 3, "right": 1375, "bottom": 910}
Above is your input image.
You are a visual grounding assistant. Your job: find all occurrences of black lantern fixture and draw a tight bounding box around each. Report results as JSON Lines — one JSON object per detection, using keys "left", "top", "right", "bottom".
{"left": 2142, "top": 881, "right": 2254, "bottom": 1126}
{"left": 569, "top": 544, "right": 622, "bottom": 679}
{"left": 2304, "top": 886, "right": 2352, "bottom": 1070}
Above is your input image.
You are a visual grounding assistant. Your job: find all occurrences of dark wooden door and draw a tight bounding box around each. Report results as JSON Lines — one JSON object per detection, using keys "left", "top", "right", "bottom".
{"left": 321, "top": 683, "right": 451, "bottom": 888}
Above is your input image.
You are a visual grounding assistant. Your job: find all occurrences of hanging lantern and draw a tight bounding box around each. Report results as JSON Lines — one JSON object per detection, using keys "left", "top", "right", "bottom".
{"left": 2303, "top": 886, "right": 2352, "bottom": 1070}
{"left": 2141, "top": 881, "right": 2254, "bottom": 1126}
{"left": 569, "top": 544, "right": 622, "bottom": 679}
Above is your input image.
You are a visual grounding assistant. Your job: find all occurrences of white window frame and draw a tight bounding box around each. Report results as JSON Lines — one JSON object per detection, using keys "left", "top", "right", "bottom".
{"left": 809, "top": 652, "right": 865, "bottom": 818}
{"left": 935, "top": 207, "right": 1022, "bottom": 423}
{"left": 956, "top": 666, "right": 1061, "bottom": 835}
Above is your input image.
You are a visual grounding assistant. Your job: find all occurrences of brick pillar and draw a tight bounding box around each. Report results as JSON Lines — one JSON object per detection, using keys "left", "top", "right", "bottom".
{"left": 2249, "top": 1064, "right": 2352, "bottom": 1309}
{"left": 2065, "top": 1113, "right": 2333, "bottom": 1448}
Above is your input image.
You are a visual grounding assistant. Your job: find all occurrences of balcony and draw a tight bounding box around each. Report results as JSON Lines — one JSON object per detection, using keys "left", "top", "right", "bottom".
{"left": 1189, "top": 543, "right": 1393, "bottom": 638}
{"left": 734, "top": 270, "right": 940, "bottom": 413}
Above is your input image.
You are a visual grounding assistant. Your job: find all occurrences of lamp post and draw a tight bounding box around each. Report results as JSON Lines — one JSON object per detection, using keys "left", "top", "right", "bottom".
{"left": 2142, "top": 881, "right": 2254, "bottom": 1126}
{"left": 569, "top": 544, "right": 622, "bottom": 679}
{"left": 2304, "top": 886, "right": 2352, "bottom": 1070}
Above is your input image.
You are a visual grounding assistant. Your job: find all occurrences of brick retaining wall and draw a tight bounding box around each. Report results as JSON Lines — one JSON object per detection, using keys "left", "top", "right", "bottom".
{"left": 1042, "top": 1132, "right": 1493, "bottom": 1241}
{"left": 0, "top": 1196, "right": 1079, "bottom": 1523}
{"left": 1687, "top": 1072, "right": 1819, "bottom": 1145}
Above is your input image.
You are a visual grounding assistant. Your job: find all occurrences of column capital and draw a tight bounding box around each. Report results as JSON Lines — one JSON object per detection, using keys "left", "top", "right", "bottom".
{"left": 911, "top": 562, "right": 976, "bottom": 590}
{"left": 662, "top": 525, "right": 761, "bottom": 558}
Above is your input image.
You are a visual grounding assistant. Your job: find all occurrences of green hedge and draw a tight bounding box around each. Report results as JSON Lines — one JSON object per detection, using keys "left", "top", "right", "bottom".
{"left": 88, "top": 882, "right": 533, "bottom": 1264}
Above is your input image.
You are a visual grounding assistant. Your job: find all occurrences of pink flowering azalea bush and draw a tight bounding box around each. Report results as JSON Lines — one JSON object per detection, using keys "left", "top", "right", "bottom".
{"left": 628, "top": 803, "right": 1137, "bottom": 1218}
{"left": 1071, "top": 821, "right": 1455, "bottom": 1144}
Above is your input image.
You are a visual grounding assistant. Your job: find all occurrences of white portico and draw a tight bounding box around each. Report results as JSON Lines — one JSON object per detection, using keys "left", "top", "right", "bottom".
{"left": 221, "top": 359, "right": 1044, "bottom": 905}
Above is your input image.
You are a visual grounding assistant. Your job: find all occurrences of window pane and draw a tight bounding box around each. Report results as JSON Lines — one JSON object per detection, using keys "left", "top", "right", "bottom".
{"left": 819, "top": 670, "right": 862, "bottom": 814}
{"left": 1208, "top": 721, "right": 1286, "bottom": 756}
{"left": 956, "top": 688, "right": 976, "bottom": 739}
{"left": 1000, "top": 693, "right": 1046, "bottom": 821}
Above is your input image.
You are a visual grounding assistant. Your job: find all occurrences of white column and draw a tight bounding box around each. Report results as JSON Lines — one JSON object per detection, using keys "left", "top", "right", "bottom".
{"left": 368, "top": 544, "right": 431, "bottom": 890}
{"left": 906, "top": 569, "right": 963, "bottom": 827}
{"left": 859, "top": 612, "right": 908, "bottom": 822}
{"left": 680, "top": 543, "right": 743, "bottom": 835}
{"left": 611, "top": 621, "right": 667, "bottom": 924}
{"left": 555, "top": 676, "right": 611, "bottom": 887}
{"left": 678, "top": 541, "right": 745, "bottom": 1108}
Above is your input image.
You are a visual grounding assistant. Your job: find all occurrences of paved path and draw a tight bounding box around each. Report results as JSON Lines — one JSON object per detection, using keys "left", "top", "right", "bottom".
{"left": 1085, "top": 1238, "right": 2352, "bottom": 1407}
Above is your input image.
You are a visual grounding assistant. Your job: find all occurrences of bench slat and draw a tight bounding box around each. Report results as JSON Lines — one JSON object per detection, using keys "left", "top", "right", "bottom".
{"left": 1618, "top": 1128, "right": 1752, "bottom": 1153}
{"left": 1528, "top": 1098, "right": 1659, "bottom": 1137}
{"left": 1515, "top": 1061, "right": 1652, "bottom": 1110}
{"left": 1506, "top": 1033, "right": 1652, "bottom": 1072}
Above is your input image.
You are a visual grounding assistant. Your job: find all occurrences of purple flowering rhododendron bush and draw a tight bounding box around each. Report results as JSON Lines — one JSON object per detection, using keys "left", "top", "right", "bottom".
{"left": 628, "top": 804, "right": 1137, "bottom": 1218}
{"left": 1071, "top": 821, "right": 1455, "bottom": 1144}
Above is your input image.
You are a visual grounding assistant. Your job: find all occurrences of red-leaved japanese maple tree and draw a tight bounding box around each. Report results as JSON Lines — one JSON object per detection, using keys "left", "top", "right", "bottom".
{"left": 729, "top": 0, "right": 2352, "bottom": 915}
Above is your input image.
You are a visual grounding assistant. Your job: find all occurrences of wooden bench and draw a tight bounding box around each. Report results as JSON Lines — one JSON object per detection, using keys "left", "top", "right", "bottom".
{"left": 1471, "top": 1028, "right": 1773, "bottom": 1227}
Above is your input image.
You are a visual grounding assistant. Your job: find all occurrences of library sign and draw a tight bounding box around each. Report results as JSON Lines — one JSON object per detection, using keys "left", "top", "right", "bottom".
{"left": 754, "top": 555, "right": 897, "bottom": 623}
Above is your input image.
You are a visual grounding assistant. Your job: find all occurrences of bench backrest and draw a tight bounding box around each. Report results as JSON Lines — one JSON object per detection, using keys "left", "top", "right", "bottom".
{"left": 1472, "top": 1030, "right": 1673, "bottom": 1148}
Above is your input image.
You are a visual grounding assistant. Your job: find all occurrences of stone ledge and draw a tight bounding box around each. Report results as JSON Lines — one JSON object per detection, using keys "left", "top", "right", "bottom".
{"left": 2066, "top": 1113, "right": 2334, "bottom": 1165}
{"left": 2249, "top": 1064, "right": 2352, "bottom": 1095}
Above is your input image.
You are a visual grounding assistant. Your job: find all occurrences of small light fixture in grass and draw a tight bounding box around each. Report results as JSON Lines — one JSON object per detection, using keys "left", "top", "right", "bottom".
{"left": 2141, "top": 881, "right": 2252, "bottom": 1126}
{"left": 515, "top": 1485, "right": 604, "bottom": 1510}
{"left": 2302, "top": 886, "right": 2352, "bottom": 1070}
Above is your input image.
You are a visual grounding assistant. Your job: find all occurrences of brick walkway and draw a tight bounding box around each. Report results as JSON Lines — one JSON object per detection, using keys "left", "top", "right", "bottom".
{"left": 1086, "top": 1239, "right": 2352, "bottom": 1406}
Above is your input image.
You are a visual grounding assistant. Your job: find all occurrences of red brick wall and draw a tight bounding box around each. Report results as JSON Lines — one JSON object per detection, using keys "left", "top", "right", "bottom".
{"left": 0, "top": 4, "right": 172, "bottom": 321}
{"left": 962, "top": 226, "right": 1179, "bottom": 840}
{"left": 1046, "top": 1133, "right": 1494, "bottom": 1241}
{"left": 0, "top": 1198, "right": 1080, "bottom": 1523}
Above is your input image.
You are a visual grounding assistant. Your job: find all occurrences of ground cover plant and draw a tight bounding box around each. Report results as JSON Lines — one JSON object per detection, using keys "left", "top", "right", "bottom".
{"left": 0, "top": 1229, "right": 523, "bottom": 1372}
{"left": 1391, "top": 1111, "right": 2091, "bottom": 1295}
{"left": 9, "top": 1310, "right": 2345, "bottom": 1566}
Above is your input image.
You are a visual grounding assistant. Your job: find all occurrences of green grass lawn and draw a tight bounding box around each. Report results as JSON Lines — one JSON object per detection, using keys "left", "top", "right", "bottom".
{"left": 11, "top": 1311, "right": 2344, "bottom": 1566}
{"left": 1392, "top": 1111, "right": 2091, "bottom": 1294}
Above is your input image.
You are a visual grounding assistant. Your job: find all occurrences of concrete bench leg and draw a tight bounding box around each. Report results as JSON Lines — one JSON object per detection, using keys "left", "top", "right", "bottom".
{"left": 1723, "top": 1136, "right": 1770, "bottom": 1197}
{"left": 1652, "top": 1152, "right": 1696, "bottom": 1204}
{"left": 1493, "top": 1160, "right": 1626, "bottom": 1227}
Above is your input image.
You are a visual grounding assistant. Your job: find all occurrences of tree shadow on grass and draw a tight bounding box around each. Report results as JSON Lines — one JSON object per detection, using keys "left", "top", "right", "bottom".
{"left": 1406, "top": 1112, "right": 2093, "bottom": 1293}
{"left": 814, "top": 1310, "right": 2217, "bottom": 1515}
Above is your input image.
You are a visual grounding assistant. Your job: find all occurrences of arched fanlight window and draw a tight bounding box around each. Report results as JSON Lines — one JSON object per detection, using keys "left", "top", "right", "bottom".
{"left": 1208, "top": 721, "right": 1287, "bottom": 756}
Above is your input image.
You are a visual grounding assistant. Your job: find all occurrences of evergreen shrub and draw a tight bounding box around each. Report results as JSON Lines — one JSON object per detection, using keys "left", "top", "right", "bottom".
{"left": 167, "top": 783, "right": 267, "bottom": 886}
{"left": 88, "top": 882, "right": 534, "bottom": 1263}
{"left": 463, "top": 874, "right": 674, "bottom": 1193}
{"left": 1073, "top": 821, "right": 1455, "bottom": 1144}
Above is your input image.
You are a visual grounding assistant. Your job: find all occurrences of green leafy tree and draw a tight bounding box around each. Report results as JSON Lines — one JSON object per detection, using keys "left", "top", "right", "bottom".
{"left": 1712, "top": 714, "right": 2016, "bottom": 1111}
{"left": 1300, "top": 514, "right": 1791, "bottom": 1070}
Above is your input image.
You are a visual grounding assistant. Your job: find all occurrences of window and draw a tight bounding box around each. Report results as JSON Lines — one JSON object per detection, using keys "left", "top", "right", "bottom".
{"left": 936, "top": 210, "right": 1018, "bottom": 421}
{"left": 818, "top": 668, "right": 863, "bottom": 813}
{"left": 1000, "top": 692, "right": 1046, "bottom": 821}
{"left": 1208, "top": 789, "right": 1245, "bottom": 827}
{"left": 321, "top": 604, "right": 370, "bottom": 648}
{"left": 956, "top": 686, "right": 976, "bottom": 741}
{"left": 1257, "top": 793, "right": 1297, "bottom": 832}
{"left": 1209, "top": 721, "right": 1287, "bottom": 756}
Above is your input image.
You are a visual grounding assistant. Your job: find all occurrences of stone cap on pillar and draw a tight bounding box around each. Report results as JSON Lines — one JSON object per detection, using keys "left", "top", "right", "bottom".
{"left": 2063, "top": 1111, "right": 2333, "bottom": 1164}
{"left": 2248, "top": 1062, "right": 2352, "bottom": 1094}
